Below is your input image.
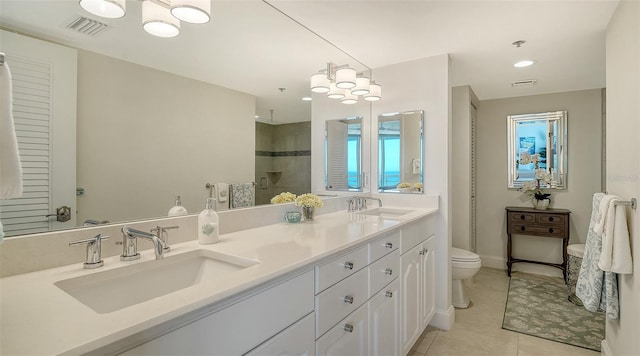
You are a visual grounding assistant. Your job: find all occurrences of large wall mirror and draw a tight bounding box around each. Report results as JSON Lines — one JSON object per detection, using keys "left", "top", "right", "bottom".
{"left": 378, "top": 111, "right": 424, "bottom": 194}
{"left": 507, "top": 111, "right": 568, "bottom": 189}
{"left": 325, "top": 117, "right": 363, "bottom": 191}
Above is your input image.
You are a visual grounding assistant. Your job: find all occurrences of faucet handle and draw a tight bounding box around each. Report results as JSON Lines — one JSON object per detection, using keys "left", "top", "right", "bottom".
{"left": 69, "top": 234, "right": 110, "bottom": 269}
{"left": 150, "top": 225, "right": 179, "bottom": 252}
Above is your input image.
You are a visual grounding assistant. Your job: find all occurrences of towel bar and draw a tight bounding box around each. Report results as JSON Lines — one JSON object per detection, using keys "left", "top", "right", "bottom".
{"left": 614, "top": 198, "right": 637, "bottom": 210}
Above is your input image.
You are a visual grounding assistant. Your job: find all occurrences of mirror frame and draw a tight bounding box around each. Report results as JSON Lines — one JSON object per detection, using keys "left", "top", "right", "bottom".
{"left": 507, "top": 110, "right": 568, "bottom": 189}
{"left": 377, "top": 110, "right": 424, "bottom": 194}
{"left": 324, "top": 116, "right": 364, "bottom": 192}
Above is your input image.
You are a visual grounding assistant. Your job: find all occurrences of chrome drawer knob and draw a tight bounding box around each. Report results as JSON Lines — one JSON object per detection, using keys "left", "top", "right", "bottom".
{"left": 385, "top": 291, "right": 393, "bottom": 298}
{"left": 343, "top": 295, "right": 354, "bottom": 304}
{"left": 385, "top": 242, "right": 393, "bottom": 249}
{"left": 385, "top": 268, "right": 393, "bottom": 275}
{"left": 344, "top": 261, "right": 354, "bottom": 270}
{"left": 343, "top": 324, "right": 354, "bottom": 333}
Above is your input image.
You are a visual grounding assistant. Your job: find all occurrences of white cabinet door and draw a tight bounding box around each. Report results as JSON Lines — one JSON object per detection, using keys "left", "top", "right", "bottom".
{"left": 400, "top": 246, "right": 422, "bottom": 356}
{"left": 369, "top": 279, "right": 400, "bottom": 356}
{"left": 316, "top": 304, "right": 369, "bottom": 356}
{"left": 247, "top": 312, "right": 316, "bottom": 356}
{"left": 420, "top": 239, "right": 435, "bottom": 328}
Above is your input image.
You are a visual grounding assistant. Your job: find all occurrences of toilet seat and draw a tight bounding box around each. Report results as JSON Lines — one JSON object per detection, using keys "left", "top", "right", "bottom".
{"left": 451, "top": 247, "right": 481, "bottom": 262}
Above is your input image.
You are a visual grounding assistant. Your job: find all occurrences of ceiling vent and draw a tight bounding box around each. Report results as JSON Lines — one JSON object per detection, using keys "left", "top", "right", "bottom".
{"left": 512, "top": 79, "right": 537, "bottom": 87}
{"left": 65, "top": 16, "right": 109, "bottom": 36}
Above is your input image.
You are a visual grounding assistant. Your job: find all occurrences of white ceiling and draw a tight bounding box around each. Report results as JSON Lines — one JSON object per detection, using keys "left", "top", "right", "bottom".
{"left": 0, "top": 0, "right": 619, "bottom": 124}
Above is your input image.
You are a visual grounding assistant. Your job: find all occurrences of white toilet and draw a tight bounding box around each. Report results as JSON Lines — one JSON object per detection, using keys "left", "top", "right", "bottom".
{"left": 451, "top": 247, "right": 482, "bottom": 309}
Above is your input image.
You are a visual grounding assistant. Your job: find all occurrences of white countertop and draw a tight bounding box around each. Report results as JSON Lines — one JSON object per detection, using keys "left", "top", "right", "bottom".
{"left": 0, "top": 207, "right": 436, "bottom": 355}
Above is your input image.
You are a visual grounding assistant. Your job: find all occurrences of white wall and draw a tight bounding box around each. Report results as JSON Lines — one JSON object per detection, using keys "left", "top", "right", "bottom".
{"left": 476, "top": 89, "right": 603, "bottom": 276}
{"left": 603, "top": 1, "right": 640, "bottom": 355}
{"left": 77, "top": 50, "right": 256, "bottom": 224}
{"left": 312, "top": 54, "right": 453, "bottom": 328}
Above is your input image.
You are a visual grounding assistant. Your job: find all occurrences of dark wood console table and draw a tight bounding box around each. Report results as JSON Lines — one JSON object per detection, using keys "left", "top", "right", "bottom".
{"left": 505, "top": 207, "right": 571, "bottom": 280}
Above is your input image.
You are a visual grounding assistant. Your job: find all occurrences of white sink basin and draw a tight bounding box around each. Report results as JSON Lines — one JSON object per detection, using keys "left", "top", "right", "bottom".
{"left": 356, "top": 207, "right": 415, "bottom": 218}
{"left": 55, "top": 249, "right": 259, "bottom": 314}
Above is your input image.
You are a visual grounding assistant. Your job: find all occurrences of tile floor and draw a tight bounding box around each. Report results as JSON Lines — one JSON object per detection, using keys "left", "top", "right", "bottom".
{"left": 409, "top": 268, "right": 601, "bottom": 356}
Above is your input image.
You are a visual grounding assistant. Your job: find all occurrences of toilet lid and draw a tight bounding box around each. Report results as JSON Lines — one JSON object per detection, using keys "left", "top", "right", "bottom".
{"left": 451, "top": 247, "right": 481, "bottom": 262}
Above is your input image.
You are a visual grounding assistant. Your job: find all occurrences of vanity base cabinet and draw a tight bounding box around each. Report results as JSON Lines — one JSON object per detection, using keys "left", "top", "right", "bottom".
{"left": 400, "top": 232, "right": 435, "bottom": 356}
{"left": 369, "top": 279, "right": 400, "bottom": 356}
{"left": 246, "top": 312, "right": 316, "bottom": 356}
{"left": 316, "top": 303, "right": 369, "bottom": 356}
{"left": 122, "top": 270, "right": 314, "bottom": 356}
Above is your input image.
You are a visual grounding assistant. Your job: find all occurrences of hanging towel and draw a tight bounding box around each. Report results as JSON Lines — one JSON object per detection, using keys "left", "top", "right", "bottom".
{"left": 215, "top": 183, "right": 229, "bottom": 211}
{"left": 593, "top": 194, "right": 617, "bottom": 235}
{"left": 230, "top": 183, "right": 255, "bottom": 209}
{"left": 599, "top": 201, "right": 633, "bottom": 274}
{"left": 0, "top": 61, "right": 23, "bottom": 199}
{"left": 576, "top": 193, "right": 620, "bottom": 320}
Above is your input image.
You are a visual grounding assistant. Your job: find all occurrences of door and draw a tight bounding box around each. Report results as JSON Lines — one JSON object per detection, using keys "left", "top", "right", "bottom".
{"left": 400, "top": 247, "right": 421, "bottom": 355}
{"left": 420, "top": 240, "right": 436, "bottom": 327}
{"left": 0, "top": 30, "right": 77, "bottom": 236}
{"left": 369, "top": 279, "right": 400, "bottom": 356}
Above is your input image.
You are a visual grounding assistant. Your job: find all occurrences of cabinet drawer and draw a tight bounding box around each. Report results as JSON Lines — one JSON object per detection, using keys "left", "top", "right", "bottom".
{"left": 508, "top": 212, "right": 535, "bottom": 223}
{"left": 369, "top": 230, "right": 400, "bottom": 263}
{"left": 316, "top": 267, "right": 369, "bottom": 338}
{"left": 536, "top": 213, "right": 567, "bottom": 225}
{"left": 369, "top": 250, "right": 399, "bottom": 297}
{"left": 510, "top": 223, "right": 566, "bottom": 238}
{"left": 246, "top": 312, "right": 315, "bottom": 356}
{"left": 316, "top": 245, "right": 368, "bottom": 293}
{"left": 400, "top": 218, "right": 434, "bottom": 254}
{"left": 316, "top": 302, "right": 369, "bottom": 356}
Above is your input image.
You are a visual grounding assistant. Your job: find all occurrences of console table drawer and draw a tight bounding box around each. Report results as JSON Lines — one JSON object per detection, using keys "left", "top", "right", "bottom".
{"left": 510, "top": 224, "right": 566, "bottom": 238}
{"left": 508, "top": 212, "right": 536, "bottom": 223}
{"left": 536, "top": 213, "right": 567, "bottom": 225}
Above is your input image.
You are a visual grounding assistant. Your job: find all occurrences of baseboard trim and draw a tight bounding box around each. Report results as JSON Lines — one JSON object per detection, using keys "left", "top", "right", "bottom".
{"left": 479, "top": 255, "right": 563, "bottom": 278}
{"left": 480, "top": 255, "right": 506, "bottom": 270}
{"left": 601, "top": 339, "right": 612, "bottom": 356}
{"left": 429, "top": 305, "right": 455, "bottom": 331}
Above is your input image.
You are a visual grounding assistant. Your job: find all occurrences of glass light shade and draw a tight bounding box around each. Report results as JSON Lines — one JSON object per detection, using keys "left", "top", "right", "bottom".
{"left": 310, "top": 73, "right": 330, "bottom": 93}
{"left": 335, "top": 67, "right": 356, "bottom": 89}
{"left": 351, "top": 77, "right": 370, "bottom": 96}
{"left": 364, "top": 82, "right": 382, "bottom": 102}
{"left": 327, "top": 83, "right": 345, "bottom": 99}
{"left": 143, "top": 0, "right": 180, "bottom": 38}
{"left": 171, "top": 0, "right": 211, "bottom": 24}
{"left": 341, "top": 92, "right": 358, "bottom": 105}
{"left": 79, "top": 0, "right": 125, "bottom": 19}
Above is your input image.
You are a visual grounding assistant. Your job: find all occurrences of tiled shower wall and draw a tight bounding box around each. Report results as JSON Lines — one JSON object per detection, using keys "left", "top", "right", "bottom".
{"left": 255, "top": 121, "right": 311, "bottom": 205}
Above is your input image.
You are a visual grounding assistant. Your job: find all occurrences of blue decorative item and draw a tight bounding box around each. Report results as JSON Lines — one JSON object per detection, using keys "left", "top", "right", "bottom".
{"left": 284, "top": 211, "right": 302, "bottom": 223}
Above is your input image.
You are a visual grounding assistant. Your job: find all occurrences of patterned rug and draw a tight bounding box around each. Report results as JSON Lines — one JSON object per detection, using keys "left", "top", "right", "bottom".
{"left": 502, "top": 275, "right": 605, "bottom": 351}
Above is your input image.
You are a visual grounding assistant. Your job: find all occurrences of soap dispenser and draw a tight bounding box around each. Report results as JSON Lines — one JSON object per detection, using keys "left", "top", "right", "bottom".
{"left": 168, "top": 195, "right": 188, "bottom": 216}
{"left": 198, "top": 197, "right": 219, "bottom": 244}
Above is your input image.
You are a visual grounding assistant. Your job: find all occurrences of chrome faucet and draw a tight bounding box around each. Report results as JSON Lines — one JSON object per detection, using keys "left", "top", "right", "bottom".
{"left": 150, "top": 225, "right": 179, "bottom": 252}
{"left": 347, "top": 196, "right": 383, "bottom": 212}
{"left": 69, "top": 233, "right": 110, "bottom": 269}
{"left": 120, "top": 226, "right": 166, "bottom": 261}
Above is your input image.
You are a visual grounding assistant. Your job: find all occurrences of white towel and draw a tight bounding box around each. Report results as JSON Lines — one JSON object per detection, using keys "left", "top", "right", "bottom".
{"left": 593, "top": 194, "right": 617, "bottom": 235}
{"left": 0, "top": 61, "right": 23, "bottom": 199}
{"left": 215, "top": 183, "right": 229, "bottom": 211}
{"left": 599, "top": 202, "right": 633, "bottom": 274}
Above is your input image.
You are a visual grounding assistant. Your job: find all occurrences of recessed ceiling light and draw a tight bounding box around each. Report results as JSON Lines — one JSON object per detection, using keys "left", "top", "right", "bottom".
{"left": 302, "top": 97, "right": 312, "bottom": 101}
{"left": 514, "top": 60, "right": 535, "bottom": 68}
{"left": 254, "top": 115, "right": 260, "bottom": 119}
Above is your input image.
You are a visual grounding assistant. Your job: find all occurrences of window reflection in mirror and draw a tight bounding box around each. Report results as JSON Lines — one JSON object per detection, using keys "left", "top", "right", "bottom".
{"left": 507, "top": 111, "right": 567, "bottom": 189}
{"left": 378, "top": 111, "right": 424, "bottom": 194}
{"left": 325, "top": 117, "right": 363, "bottom": 191}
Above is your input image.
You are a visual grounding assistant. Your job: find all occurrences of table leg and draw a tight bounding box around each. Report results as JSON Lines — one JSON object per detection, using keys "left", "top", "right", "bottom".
{"left": 507, "top": 233, "right": 512, "bottom": 277}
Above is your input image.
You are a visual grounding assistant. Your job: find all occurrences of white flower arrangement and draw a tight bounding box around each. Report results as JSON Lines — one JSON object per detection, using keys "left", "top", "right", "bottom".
{"left": 518, "top": 153, "right": 553, "bottom": 200}
{"left": 413, "top": 182, "right": 423, "bottom": 189}
{"left": 397, "top": 182, "right": 412, "bottom": 189}
{"left": 295, "top": 193, "right": 324, "bottom": 208}
{"left": 270, "top": 192, "right": 297, "bottom": 204}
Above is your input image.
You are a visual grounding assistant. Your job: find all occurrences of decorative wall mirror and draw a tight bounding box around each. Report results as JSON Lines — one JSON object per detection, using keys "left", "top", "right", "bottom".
{"left": 325, "top": 116, "right": 363, "bottom": 191}
{"left": 378, "top": 110, "right": 424, "bottom": 194}
{"left": 507, "top": 111, "right": 568, "bottom": 189}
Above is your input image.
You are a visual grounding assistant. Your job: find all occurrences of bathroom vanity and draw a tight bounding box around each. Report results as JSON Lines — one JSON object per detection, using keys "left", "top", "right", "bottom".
{"left": 0, "top": 205, "right": 437, "bottom": 355}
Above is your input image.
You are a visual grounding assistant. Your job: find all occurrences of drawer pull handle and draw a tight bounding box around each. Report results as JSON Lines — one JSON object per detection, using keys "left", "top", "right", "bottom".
{"left": 385, "top": 291, "right": 393, "bottom": 298}
{"left": 549, "top": 217, "right": 554, "bottom": 222}
{"left": 549, "top": 228, "right": 554, "bottom": 233}
{"left": 520, "top": 215, "right": 525, "bottom": 220}
{"left": 344, "top": 262, "right": 354, "bottom": 270}
{"left": 385, "top": 268, "right": 393, "bottom": 275}
{"left": 343, "top": 295, "right": 354, "bottom": 304}
{"left": 520, "top": 226, "right": 526, "bottom": 232}
{"left": 385, "top": 242, "right": 393, "bottom": 249}
{"left": 343, "top": 324, "right": 354, "bottom": 333}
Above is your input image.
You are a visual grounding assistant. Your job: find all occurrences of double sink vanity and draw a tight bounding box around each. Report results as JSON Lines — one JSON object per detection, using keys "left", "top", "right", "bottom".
{"left": 0, "top": 202, "right": 438, "bottom": 355}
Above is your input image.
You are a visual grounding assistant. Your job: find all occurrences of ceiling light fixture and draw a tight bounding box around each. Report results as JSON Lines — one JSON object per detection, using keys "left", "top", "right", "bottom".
{"left": 514, "top": 60, "right": 535, "bottom": 68}
{"left": 302, "top": 96, "right": 312, "bottom": 101}
{"left": 79, "top": 0, "right": 211, "bottom": 38}
{"left": 79, "top": 0, "right": 126, "bottom": 19}
{"left": 310, "top": 62, "right": 382, "bottom": 104}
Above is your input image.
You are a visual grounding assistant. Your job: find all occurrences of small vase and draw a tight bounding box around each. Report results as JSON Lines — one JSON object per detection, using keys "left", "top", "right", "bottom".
{"left": 532, "top": 198, "right": 550, "bottom": 210}
{"left": 302, "top": 206, "right": 315, "bottom": 221}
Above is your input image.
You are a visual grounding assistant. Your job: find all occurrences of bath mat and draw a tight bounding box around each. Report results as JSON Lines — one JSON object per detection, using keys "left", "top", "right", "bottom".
{"left": 502, "top": 275, "right": 605, "bottom": 351}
